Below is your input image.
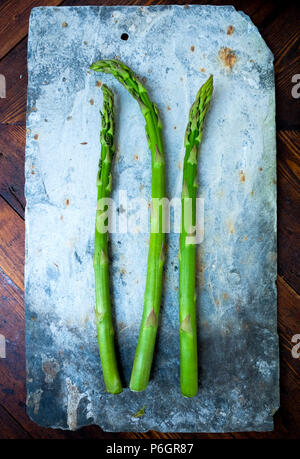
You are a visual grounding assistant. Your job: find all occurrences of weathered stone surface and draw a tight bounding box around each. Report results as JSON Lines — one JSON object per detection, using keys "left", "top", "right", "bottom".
{"left": 25, "top": 5, "right": 278, "bottom": 431}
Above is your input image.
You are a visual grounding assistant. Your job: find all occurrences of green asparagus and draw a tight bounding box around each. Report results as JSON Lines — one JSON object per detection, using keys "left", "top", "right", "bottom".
{"left": 93, "top": 84, "right": 122, "bottom": 394}
{"left": 179, "top": 75, "right": 213, "bottom": 397}
{"left": 90, "top": 60, "right": 166, "bottom": 392}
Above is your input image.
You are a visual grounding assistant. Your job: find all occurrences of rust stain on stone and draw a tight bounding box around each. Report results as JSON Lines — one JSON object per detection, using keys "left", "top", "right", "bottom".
{"left": 219, "top": 47, "right": 237, "bottom": 71}
{"left": 226, "top": 219, "right": 235, "bottom": 235}
{"left": 227, "top": 25, "right": 235, "bottom": 35}
{"left": 42, "top": 359, "right": 60, "bottom": 384}
{"left": 239, "top": 170, "right": 246, "bottom": 182}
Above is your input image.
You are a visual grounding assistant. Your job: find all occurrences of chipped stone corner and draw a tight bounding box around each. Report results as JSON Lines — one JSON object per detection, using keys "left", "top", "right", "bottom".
{"left": 235, "top": 8, "right": 274, "bottom": 61}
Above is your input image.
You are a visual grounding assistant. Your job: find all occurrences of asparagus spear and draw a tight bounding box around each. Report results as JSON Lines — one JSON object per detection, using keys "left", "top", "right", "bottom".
{"left": 93, "top": 84, "right": 122, "bottom": 394}
{"left": 179, "top": 75, "right": 213, "bottom": 397}
{"left": 90, "top": 59, "right": 166, "bottom": 392}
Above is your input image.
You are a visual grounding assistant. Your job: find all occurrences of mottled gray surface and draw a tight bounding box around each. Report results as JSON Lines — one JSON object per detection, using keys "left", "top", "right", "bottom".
{"left": 25, "top": 5, "right": 278, "bottom": 432}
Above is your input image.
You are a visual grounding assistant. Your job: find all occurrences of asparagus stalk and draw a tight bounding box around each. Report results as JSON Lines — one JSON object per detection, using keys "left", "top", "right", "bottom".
{"left": 90, "top": 59, "right": 166, "bottom": 392}
{"left": 93, "top": 84, "right": 122, "bottom": 394}
{"left": 179, "top": 75, "right": 213, "bottom": 397}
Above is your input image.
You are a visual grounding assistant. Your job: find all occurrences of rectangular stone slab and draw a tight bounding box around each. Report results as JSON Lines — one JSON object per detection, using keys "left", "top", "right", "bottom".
{"left": 25, "top": 5, "right": 279, "bottom": 432}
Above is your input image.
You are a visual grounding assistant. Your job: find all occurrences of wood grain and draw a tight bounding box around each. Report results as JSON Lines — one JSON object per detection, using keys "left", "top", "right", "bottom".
{"left": 0, "top": 405, "right": 31, "bottom": 439}
{"left": 0, "top": 124, "right": 25, "bottom": 218}
{"left": 277, "top": 130, "right": 300, "bottom": 293}
{"left": 0, "top": 38, "right": 27, "bottom": 124}
{"left": 0, "top": 198, "right": 24, "bottom": 291}
{"left": 262, "top": 2, "right": 300, "bottom": 129}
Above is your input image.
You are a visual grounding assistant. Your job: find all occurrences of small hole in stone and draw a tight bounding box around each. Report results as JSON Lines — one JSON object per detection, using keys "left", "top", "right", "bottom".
{"left": 121, "top": 33, "right": 129, "bottom": 41}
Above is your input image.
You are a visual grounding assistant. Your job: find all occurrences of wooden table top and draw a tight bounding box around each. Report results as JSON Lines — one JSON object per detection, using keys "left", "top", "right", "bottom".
{"left": 0, "top": 0, "right": 299, "bottom": 439}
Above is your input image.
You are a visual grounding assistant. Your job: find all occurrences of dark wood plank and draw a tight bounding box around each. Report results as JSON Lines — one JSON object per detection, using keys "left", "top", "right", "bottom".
{"left": 0, "top": 0, "right": 63, "bottom": 60}
{"left": 275, "top": 276, "right": 300, "bottom": 438}
{"left": 277, "top": 130, "right": 300, "bottom": 293}
{"left": 261, "top": 2, "right": 300, "bottom": 130}
{"left": 0, "top": 38, "right": 27, "bottom": 124}
{"left": 272, "top": 276, "right": 300, "bottom": 439}
{"left": 0, "top": 197, "right": 24, "bottom": 290}
{"left": 277, "top": 275, "right": 300, "bottom": 338}
{"left": 0, "top": 269, "right": 32, "bottom": 438}
{"left": 0, "top": 404, "right": 31, "bottom": 439}
{"left": 0, "top": 125, "right": 25, "bottom": 218}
